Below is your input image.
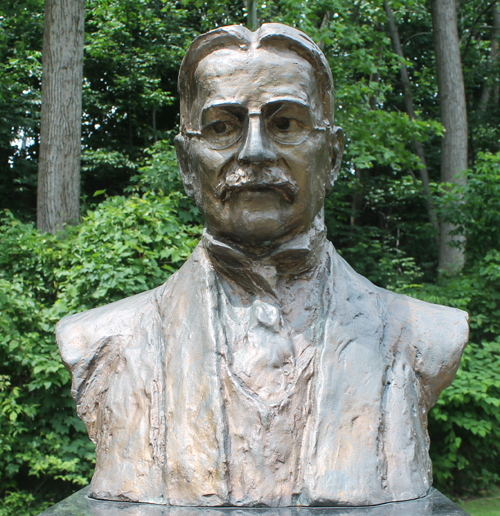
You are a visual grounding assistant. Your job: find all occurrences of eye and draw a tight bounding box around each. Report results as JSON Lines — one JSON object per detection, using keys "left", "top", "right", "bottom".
{"left": 273, "top": 117, "right": 291, "bottom": 132}
{"left": 267, "top": 116, "right": 307, "bottom": 144}
{"left": 202, "top": 119, "right": 243, "bottom": 149}
{"left": 212, "top": 121, "right": 228, "bottom": 134}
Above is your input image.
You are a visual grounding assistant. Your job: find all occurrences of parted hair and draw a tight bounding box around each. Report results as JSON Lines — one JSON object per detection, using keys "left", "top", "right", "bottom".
{"left": 177, "top": 23, "right": 335, "bottom": 131}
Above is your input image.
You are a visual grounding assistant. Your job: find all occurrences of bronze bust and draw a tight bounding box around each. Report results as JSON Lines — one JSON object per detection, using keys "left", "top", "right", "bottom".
{"left": 56, "top": 24, "right": 468, "bottom": 508}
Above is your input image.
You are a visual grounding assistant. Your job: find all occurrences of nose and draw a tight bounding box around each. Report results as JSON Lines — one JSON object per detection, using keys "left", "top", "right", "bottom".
{"left": 238, "top": 115, "right": 278, "bottom": 164}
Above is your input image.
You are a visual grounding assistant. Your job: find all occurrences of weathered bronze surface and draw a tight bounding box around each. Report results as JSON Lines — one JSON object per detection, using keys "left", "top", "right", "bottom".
{"left": 38, "top": 486, "right": 471, "bottom": 515}
{"left": 56, "top": 24, "right": 469, "bottom": 508}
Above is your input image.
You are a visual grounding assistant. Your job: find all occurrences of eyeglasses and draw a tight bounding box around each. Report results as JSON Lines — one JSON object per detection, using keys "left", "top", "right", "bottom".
{"left": 185, "top": 102, "right": 329, "bottom": 150}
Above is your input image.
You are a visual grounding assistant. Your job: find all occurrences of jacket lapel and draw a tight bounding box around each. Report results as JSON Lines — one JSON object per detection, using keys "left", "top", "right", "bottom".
{"left": 301, "top": 250, "right": 388, "bottom": 506}
{"left": 160, "top": 246, "right": 229, "bottom": 505}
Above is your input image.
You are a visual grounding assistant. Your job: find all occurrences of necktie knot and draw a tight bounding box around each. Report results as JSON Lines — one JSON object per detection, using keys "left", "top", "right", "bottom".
{"left": 251, "top": 299, "right": 280, "bottom": 333}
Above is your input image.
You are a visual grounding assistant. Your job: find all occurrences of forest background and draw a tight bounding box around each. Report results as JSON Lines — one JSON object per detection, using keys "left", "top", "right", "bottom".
{"left": 1, "top": 0, "right": 500, "bottom": 514}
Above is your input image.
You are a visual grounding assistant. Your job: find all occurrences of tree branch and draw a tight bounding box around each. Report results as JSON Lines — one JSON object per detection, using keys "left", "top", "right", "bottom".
{"left": 461, "top": 0, "right": 497, "bottom": 61}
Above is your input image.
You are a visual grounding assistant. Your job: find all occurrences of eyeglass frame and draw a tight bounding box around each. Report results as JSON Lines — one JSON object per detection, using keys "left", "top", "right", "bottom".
{"left": 182, "top": 101, "right": 332, "bottom": 151}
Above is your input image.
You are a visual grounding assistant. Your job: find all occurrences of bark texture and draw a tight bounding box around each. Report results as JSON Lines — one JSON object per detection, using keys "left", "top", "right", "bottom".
{"left": 431, "top": 0, "right": 468, "bottom": 272}
{"left": 495, "top": 6, "right": 500, "bottom": 104}
{"left": 480, "top": 4, "right": 500, "bottom": 110}
{"left": 246, "top": 0, "right": 258, "bottom": 30}
{"left": 37, "top": 0, "right": 85, "bottom": 234}
{"left": 384, "top": 1, "right": 439, "bottom": 238}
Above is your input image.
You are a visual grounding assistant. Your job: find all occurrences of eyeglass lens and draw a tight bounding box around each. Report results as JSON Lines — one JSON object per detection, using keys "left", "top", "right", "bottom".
{"left": 200, "top": 102, "right": 316, "bottom": 149}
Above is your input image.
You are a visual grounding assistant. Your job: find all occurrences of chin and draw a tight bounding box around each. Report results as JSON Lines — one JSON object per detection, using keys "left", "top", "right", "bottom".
{"left": 204, "top": 192, "right": 308, "bottom": 246}
{"left": 224, "top": 212, "right": 302, "bottom": 246}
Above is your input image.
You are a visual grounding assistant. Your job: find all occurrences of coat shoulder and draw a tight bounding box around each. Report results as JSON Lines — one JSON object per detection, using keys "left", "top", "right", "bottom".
{"left": 56, "top": 286, "right": 163, "bottom": 370}
{"left": 331, "top": 249, "right": 469, "bottom": 407}
{"left": 333, "top": 248, "right": 468, "bottom": 346}
{"left": 55, "top": 244, "right": 206, "bottom": 370}
{"left": 385, "top": 289, "right": 469, "bottom": 406}
{"left": 385, "top": 290, "right": 469, "bottom": 355}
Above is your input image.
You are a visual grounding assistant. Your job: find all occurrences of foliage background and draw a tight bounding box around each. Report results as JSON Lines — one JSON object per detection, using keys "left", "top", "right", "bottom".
{"left": 1, "top": 0, "right": 500, "bottom": 514}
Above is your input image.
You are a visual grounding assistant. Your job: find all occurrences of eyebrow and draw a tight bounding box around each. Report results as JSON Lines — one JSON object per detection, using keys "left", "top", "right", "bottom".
{"left": 201, "top": 97, "right": 310, "bottom": 117}
{"left": 262, "top": 99, "right": 311, "bottom": 117}
{"left": 201, "top": 102, "right": 244, "bottom": 114}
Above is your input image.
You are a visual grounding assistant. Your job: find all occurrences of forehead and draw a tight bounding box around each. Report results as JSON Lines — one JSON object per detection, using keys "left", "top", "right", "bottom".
{"left": 190, "top": 47, "right": 321, "bottom": 121}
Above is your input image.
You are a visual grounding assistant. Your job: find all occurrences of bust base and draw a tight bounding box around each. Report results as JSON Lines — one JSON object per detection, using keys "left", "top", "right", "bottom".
{"left": 38, "top": 486, "right": 469, "bottom": 515}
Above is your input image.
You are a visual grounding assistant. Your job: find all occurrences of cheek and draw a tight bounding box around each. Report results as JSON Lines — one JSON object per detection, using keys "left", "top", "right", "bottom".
{"left": 285, "top": 138, "right": 330, "bottom": 191}
{"left": 188, "top": 143, "right": 232, "bottom": 187}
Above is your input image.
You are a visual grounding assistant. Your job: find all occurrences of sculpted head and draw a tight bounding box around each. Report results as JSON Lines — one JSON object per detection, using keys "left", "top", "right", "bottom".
{"left": 175, "top": 23, "right": 344, "bottom": 247}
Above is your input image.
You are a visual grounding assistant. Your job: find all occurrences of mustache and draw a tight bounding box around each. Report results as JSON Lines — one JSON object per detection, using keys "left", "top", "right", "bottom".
{"left": 214, "top": 166, "right": 299, "bottom": 203}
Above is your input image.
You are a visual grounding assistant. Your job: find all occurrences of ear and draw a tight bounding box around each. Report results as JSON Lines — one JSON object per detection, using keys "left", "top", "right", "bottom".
{"left": 174, "top": 134, "right": 201, "bottom": 205}
{"left": 326, "top": 126, "right": 344, "bottom": 194}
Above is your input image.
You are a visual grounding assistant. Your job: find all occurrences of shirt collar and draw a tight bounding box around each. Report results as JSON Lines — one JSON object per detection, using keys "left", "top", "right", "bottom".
{"left": 202, "top": 212, "right": 328, "bottom": 295}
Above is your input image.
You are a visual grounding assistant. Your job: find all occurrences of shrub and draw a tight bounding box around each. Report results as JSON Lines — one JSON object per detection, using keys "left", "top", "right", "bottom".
{"left": 0, "top": 192, "right": 202, "bottom": 515}
{"left": 1, "top": 150, "right": 499, "bottom": 513}
{"left": 400, "top": 152, "right": 500, "bottom": 495}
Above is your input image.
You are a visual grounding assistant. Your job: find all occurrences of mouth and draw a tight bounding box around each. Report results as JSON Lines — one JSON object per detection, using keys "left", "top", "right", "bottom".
{"left": 219, "top": 183, "right": 297, "bottom": 203}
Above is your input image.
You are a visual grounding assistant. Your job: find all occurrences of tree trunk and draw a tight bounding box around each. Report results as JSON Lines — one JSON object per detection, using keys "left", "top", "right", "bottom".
{"left": 431, "top": 0, "right": 468, "bottom": 272}
{"left": 350, "top": 36, "right": 382, "bottom": 230}
{"left": 495, "top": 6, "right": 500, "bottom": 104}
{"left": 37, "top": 0, "right": 85, "bottom": 234}
{"left": 384, "top": 0, "right": 439, "bottom": 240}
{"left": 479, "top": 3, "right": 499, "bottom": 110}
{"left": 246, "top": 0, "right": 258, "bottom": 30}
{"left": 350, "top": 167, "right": 364, "bottom": 228}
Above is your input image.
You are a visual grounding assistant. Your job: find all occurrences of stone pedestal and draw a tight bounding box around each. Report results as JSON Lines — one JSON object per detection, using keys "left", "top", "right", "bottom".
{"left": 38, "top": 487, "right": 470, "bottom": 516}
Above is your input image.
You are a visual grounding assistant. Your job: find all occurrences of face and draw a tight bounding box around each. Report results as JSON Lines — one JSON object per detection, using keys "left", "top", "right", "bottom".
{"left": 177, "top": 47, "right": 337, "bottom": 246}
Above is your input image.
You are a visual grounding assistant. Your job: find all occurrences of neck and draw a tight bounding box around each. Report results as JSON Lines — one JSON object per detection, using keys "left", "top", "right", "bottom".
{"left": 202, "top": 211, "right": 328, "bottom": 295}
{"left": 210, "top": 210, "right": 327, "bottom": 260}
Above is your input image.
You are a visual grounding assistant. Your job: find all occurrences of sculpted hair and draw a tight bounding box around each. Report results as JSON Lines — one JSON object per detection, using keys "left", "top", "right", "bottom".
{"left": 178, "top": 23, "right": 335, "bottom": 131}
